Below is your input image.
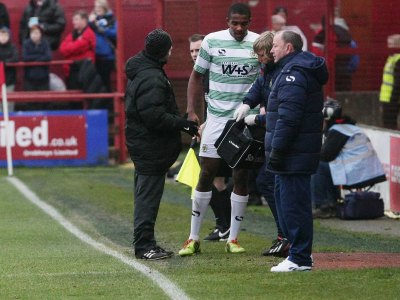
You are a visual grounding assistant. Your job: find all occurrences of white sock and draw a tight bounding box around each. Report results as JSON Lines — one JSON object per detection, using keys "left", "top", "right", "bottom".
{"left": 189, "top": 190, "right": 212, "bottom": 241}
{"left": 228, "top": 192, "right": 248, "bottom": 242}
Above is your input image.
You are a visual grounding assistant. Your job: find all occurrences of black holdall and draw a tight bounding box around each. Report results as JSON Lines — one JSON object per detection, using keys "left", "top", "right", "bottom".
{"left": 336, "top": 191, "right": 384, "bottom": 220}
{"left": 214, "top": 120, "right": 265, "bottom": 169}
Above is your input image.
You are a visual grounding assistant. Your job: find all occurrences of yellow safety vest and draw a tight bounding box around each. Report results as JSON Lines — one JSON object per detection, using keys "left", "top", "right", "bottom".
{"left": 380, "top": 54, "right": 400, "bottom": 103}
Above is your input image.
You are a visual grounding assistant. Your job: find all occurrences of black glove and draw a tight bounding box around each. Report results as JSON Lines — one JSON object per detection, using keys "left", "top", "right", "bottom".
{"left": 180, "top": 119, "right": 199, "bottom": 137}
{"left": 268, "top": 148, "right": 285, "bottom": 170}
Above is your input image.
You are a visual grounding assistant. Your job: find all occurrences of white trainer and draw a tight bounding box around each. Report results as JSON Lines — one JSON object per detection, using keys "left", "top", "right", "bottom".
{"left": 271, "top": 257, "right": 312, "bottom": 272}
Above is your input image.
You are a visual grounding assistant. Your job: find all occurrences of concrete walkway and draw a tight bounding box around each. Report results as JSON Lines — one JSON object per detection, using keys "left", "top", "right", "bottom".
{"left": 319, "top": 216, "right": 400, "bottom": 238}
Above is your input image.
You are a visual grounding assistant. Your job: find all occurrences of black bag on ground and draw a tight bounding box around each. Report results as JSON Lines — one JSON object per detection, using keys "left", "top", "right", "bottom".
{"left": 336, "top": 191, "right": 384, "bottom": 220}
{"left": 214, "top": 120, "right": 264, "bottom": 169}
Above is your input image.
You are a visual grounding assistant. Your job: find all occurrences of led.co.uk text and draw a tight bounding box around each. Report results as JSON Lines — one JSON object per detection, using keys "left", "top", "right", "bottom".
{"left": 0, "top": 120, "right": 77, "bottom": 148}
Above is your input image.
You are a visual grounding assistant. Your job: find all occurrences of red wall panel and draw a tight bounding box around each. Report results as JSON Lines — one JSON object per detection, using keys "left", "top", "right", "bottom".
{"left": 4, "top": 0, "right": 400, "bottom": 92}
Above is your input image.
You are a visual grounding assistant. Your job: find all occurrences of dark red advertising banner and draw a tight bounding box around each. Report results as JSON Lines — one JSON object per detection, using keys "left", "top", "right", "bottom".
{"left": 390, "top": 136, "right": 400, "bottom": 212}
{"left": 0, "top": 114, "right": 87, "bottom": 160}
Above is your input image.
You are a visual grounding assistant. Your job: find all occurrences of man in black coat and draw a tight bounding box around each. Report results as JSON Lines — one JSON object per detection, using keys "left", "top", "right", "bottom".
{"left": 125, "top": 29, "right": 198, "bottom": 260}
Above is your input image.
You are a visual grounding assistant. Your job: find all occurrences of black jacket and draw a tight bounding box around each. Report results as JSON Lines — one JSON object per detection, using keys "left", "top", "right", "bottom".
{"left": 0, "top": 3, "right": 10, "bottom": 28}
{"left": 125, "top": 51, "right": 185, "bottom": 175}
{"left": 67, "top": 58, "right": 105, "bottom": 94}
{"left": 22, "top": 39, "right": 52, "bottom": 81}
{"left": 0, "top": 42, "right": 18, "bottom": 86}
{"left": 19, "top": 0, "right": 66, "bottom": 51}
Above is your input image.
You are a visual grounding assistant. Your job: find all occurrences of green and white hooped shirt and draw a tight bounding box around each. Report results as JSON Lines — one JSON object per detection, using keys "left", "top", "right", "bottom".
{"left": 194, "top": 29, "right": 260, "bottom": 121}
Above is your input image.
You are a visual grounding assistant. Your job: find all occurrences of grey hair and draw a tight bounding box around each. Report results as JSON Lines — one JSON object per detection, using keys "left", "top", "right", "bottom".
{"left": 281, "top": 30, "right": 303, "bottom": 51}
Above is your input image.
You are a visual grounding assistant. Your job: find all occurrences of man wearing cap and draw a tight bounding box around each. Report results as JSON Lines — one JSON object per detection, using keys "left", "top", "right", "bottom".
{"left": 125, "top": 29, "right": 199, "bottom": 260}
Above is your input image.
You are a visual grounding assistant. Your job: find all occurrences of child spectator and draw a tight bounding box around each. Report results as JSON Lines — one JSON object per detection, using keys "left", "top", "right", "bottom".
{"left": 19, "top": 0, "right": 66, "bottom": 51}
{"left": 22, "top": 25, "right": 52, "bottom": 91}
{"left": 0, "top": 26, "right": 18, "bottom": 112}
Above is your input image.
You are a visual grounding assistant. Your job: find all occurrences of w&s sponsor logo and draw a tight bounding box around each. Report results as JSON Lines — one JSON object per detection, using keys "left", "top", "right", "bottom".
{"left": 221, "top": 62, "right": 254, "bottom": 77}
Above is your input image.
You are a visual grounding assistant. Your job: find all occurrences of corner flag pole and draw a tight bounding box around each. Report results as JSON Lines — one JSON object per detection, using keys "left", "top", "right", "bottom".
{"left": 0, "top": 62, "right": 13, "bottom": 176}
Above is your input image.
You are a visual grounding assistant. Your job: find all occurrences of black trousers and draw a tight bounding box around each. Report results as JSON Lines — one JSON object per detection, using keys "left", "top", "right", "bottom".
{"left": 96, "top": 59, "right": 115, "bottom": 92}
{"left": 133, "top": 171, "right": 165, "bottom": 256}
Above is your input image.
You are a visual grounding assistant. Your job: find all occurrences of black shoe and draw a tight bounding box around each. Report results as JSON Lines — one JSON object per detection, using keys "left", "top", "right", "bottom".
{"left": 262, "top": 237, "right": 290, "bottom": 258}
{"left": 312, "top": 205, "right": 336, "bottom": 219}
{"left": 154, "top": 246, "right": 174, "bottom": 257}
{"left": 137, "top": 246, "right": 173, "bottom": 260}
{"left": 203, "top": 228, "right": 230, "bottom": 241}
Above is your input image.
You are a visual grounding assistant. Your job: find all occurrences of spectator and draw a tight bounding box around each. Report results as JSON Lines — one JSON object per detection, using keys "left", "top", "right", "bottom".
{"left": 0, "top": 3, "right": 10, "bottom": 29}
{"left": 267, "top": 31, "right": 328, "bottom": 272}
{"left": 59, "top": 10, "right": 96, "bottom": 89}
{"left": 274, "top": 6, "right": 308, "bottom": 51}
{"left": 0, "top": 26, "right": 18, "bottom": 112}
{"left": 271, "top": 14, "right": 285, "bottom": 33}
{"left": 238, "top": 31, "right": 290, "bottom": 257}
{"left": 188, "top": 34, "right": 209, "bottom": 102}
{"left": 311, "top": 16, "right": 354, "bottom": 91}
{"left": 89, "top": 0, "right": 117, "bottom": 92}
{"left": 125, "top": 29, "right": 198, "bottom": 260}
{"left": 19, "top": 0, "right": 66, "bottom": 51}
{"left": 379, "top": 34, "right": 400, "bottom": 130}
{"left": 312, "top": 99, "right": 386, "bottom": 218}
{"left": 189, "top": 34, "right": 204, "bottom": 63}
{"left": 179, "top": 3, "right": 260, "bottom": 256}
{"left": 22, "top": 25, "right": 51, "bottom": 92}
{"left": 188, "top": 33, "right": 232, "bottom": 242}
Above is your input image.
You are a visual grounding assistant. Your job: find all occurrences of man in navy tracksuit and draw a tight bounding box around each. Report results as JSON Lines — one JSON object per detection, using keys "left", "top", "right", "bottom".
{"left": 266, "top": 31, "right": 328, "bottom": 272}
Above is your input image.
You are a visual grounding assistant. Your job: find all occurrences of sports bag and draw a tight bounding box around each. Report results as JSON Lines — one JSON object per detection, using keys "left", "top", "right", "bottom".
{"left": 336, "top": 191, "right": 384, "bottom": 220}
{"left": 214, "top": 120, "right": 264, "bottom": 169}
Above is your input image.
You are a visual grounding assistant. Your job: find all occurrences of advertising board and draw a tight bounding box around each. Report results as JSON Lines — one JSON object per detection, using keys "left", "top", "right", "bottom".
{"left": 0, "top": 110, "right": 108, "bottom": 167}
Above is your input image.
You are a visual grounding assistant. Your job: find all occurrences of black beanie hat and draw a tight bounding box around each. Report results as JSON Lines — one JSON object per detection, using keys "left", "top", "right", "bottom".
{"left": 145, "top": 29, "right": 172, "bottom": 59}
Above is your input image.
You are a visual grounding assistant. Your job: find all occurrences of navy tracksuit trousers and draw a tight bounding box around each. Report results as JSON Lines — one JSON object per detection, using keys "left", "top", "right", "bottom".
{"left": 256, "top": 162, "right": 283, "bottom": 238}
{"left": 274, "top": 174, "right": 313, "bottom": 267}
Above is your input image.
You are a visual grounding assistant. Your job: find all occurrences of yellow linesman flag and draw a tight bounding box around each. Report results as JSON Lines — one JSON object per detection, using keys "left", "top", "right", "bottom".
{"left": 176, "top": 147, "right": 200, "bottom": 200}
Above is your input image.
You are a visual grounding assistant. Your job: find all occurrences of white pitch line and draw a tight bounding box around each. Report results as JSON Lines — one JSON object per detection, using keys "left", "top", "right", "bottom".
{"left": 7, "top": 176, "right": 190, "bottom": 300}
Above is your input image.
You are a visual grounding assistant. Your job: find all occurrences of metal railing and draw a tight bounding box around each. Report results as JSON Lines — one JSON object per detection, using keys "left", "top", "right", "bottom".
{"left": 1, "top": 60, "right": 127, "bottom": 163}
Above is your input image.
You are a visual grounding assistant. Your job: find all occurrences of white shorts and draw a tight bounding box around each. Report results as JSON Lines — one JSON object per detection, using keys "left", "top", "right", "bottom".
{"left": 199, "top": 115, "right": 228, "bottom": 158}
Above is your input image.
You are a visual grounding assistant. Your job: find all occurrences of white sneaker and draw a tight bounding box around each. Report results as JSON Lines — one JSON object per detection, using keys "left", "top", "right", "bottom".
{"left": 271, "top": 257, "right": 312, "bottom": 272}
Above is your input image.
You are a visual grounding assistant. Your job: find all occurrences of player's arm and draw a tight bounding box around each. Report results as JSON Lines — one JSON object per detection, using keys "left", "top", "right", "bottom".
{"left": 186, "top": 69, "right": 204, "bottom": 124}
